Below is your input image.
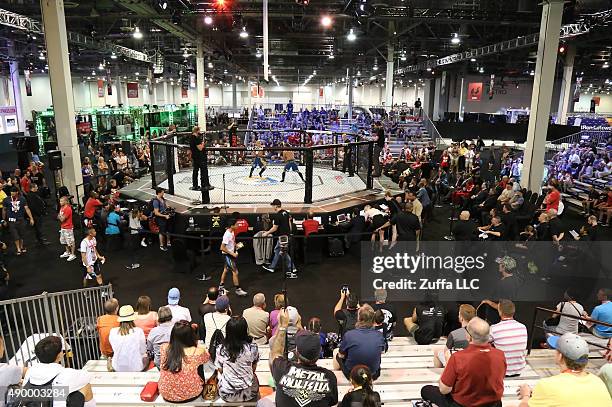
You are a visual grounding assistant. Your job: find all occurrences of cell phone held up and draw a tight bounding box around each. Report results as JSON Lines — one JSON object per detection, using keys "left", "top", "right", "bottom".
{"left": 341, "top": 285, "right": 349, "bottom": 295}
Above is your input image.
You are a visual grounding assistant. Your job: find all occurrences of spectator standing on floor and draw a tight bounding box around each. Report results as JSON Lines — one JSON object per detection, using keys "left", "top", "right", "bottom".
{"left": 159, "top": 321, "right": 210, "bottom": 403}
{"left": 490, "top": 299, "right": 528, "bottom": 377}
{"left": 25, "top": 183, "right": 49, "bottom": 245}
{"left": 108, "top": 305, "right": 148, "bottom": 372}
{"left": 267, "top": 308, "right": 338, "bottom": 407}
{"left": 96, "top": 298, "right": 119, "bottom": 359}
{"left": 334, "top": 291, "right": 359, "bottom": 338}
{"left": 404, "top": 296, "right": 446, "bottom": 345}
{"left": 152, "top": 187, "right": 172, "bottom": 251}
{"left": 243, "top": 293, "right": 270, "bottom": 345}
{"left": 147, "top": 306, "right": 173, "bottom": 368}
{"left": 219, "top": 218, "right": 248, "bottom": 296}
{"left": 262, "top": 199, "right": 297, "bottom": 278}
{"left": 58, "top": 196, "right": 76, "bottom": 262}
{"left": 340, "top": 365, "right": 381, "bottom": 407}
{"left": 334, "top": 305, "right": 385, "bottom": 380}
{"left": 215, "top": 316, "right": 260, "bottom": 402}
{"left": 80, "top": 228, "right": 105, "bottom": 288}
{"left": 433, "top": 304, "right": 476, "bottom": 368}
{"left": 517, "top": 333, "right": 611, "bottom": 406}
{"left": 23, "top": 336, "right": 95, "bottom": 406}
{"left": 420, "top": 317, "right": 506, "bottom": 407}
{"left": 2, "top": 187, "right": 34, "bottom": 256}
{"left": 166, "top": 287, "right": 192, "bottom": 324}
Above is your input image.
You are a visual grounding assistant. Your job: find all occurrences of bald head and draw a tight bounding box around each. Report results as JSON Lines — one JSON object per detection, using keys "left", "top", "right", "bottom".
{"left": 467, "top": 317, "right": 490, "bottom": 344}
{"left": 253, "top": 293, "right": 266, "bottom": 308}
{"left": 459, "top": 211, "right": 470, "bottom": 221}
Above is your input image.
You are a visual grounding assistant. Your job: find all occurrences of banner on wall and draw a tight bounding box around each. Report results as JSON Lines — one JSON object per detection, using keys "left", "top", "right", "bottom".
{"left": 573, "top": 76, "right": 582, "bottom": 103}
{"left": 468, "top": 82, "right": 483, "bottom": 101}
{"left": 250, "top": 85, "right": 264, "bottom": 98}
{"left": 189, "top": 73, "right": 196, "bottom": 89}
{"left": 567, "top": 116, "right": 612, "bottom": 137}
{"left": 441, "top": 71, "right": 447, "bottom": 95}
{"left": 97, "top": 80, "right": 104, "bottom": 97}
{"left": 319, "top": 87, "right": 324, "bottom": 98}
{"left": 148, "top": 69, "right": 154, "bottom": 95}
{"left": 127, "top": 82, "right": 138, "bottom": 98}
{"left": 181, "top": 87, "right": 188, "bottom": 98}
{"left": 205, "top": 87, "right": 209, "bottom": 98}
{"left": 593, "top": 96, "right": 601, "bottom": 106}
{"left": 488, "top": 75, "right": 495, "bottom": 100}
{"left": 106, "top": 69, "right": 112, "bottom": 96}
{"left": 24, "top": 70, "right": 32, "bottom": 96}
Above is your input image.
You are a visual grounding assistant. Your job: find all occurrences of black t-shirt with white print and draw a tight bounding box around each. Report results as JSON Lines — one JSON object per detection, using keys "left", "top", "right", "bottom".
{"left": 272, "top": 357, "right": 338, "bottom": 407}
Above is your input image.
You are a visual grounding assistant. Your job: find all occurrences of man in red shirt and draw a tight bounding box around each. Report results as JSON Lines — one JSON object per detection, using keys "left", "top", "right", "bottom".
{"left": 420, "top": 317, "right": 506, "bottom": 407}
{"left": 302, "top": 213, "right": 320, "bottom": 237}
{"left": 20, "top": 172, "right": 31, "bottom": 194}
{"left": 83, "top": 191, "right": 103, "bottom": 228}
{"left": 544, "top": 182, "right": 561, "bottom": 212}
{"left": 58, "top": 196, "right": 76, "bottom": 261}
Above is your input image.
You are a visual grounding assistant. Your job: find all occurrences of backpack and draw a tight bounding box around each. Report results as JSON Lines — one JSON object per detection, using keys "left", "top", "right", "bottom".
{"left": 5, "top": 373, "right": 84, "bottom": 407}
{"left": 208, "top": 315, "right": 228, "bottom": 363}
{"left": 143, "top": 198, "right": 157, "bottom": 217}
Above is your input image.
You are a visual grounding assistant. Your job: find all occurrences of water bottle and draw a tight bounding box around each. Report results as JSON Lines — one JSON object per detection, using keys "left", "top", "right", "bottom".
{"left": 189, "top": 217, "right": 195, "bottom": 228}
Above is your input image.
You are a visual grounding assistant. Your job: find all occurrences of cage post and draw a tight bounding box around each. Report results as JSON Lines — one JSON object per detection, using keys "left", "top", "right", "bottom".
{"left": 367, "top": 141, "right": 374, "bottom": 189}
{"left": 165, "top": 143, "right": 175, "bottom": 195}
{"left": 304, "top": 148, "right": 314, "bottom": 204}
{"left": 150, "top": 141, "right": 157, "bottom": 187}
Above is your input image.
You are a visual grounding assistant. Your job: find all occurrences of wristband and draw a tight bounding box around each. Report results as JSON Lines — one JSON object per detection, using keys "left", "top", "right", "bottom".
{"left": 278, "top": 327, "right": 287, "bottom": 332}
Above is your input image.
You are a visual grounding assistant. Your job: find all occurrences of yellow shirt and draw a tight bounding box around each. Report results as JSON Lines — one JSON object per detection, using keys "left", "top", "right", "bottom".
{"left": 0, "top": 189, "right": 6, "bottom": 209}
{"left": 529, "top": 372, "right": 612, "bottom": 407}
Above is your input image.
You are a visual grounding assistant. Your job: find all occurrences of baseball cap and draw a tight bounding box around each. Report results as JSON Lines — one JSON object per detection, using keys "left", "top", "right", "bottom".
{"left": 270, "top": 199, "right": 282, "bottom": 207}
{"left": 496, "top": 256, "right": 517, "bottom": 271}
{"left": 168, "top": 288, "right": 180, "bottom": 305}
{"left": 215, "top": 295, "right": 230, "bottom": 312}
{"left": 547, "top": 333, "right": 589, "bottom": 363}
{"left": 295, "top": 330, "right": 321, "bottom": 362}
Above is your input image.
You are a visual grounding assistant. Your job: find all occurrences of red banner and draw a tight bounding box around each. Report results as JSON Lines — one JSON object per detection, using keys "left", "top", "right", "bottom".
{"left": 205, "top": 87, "right": 209, "bottom": 98}
{"left": 319, "top": 87, "right": 324, "bottom": 97}
{"left": 77, "top": 122, "right": 91, "bottom": 133}
{"left": 593, "top": 96, "right": 601, "bottom": 106}
{"left": 127, "top": 82, "right": 138, "bottom": 98}
{"left": 468, "top": 82, "right": 483, "bottom": 101}
{"left": 181, "top": 87, "right": 188, "bottom": 98}
{"left": 97, "top": 80, "right": 104, "bottom": 97}
{"left": 250, "top": 85, "right": 264, "bottom": 98}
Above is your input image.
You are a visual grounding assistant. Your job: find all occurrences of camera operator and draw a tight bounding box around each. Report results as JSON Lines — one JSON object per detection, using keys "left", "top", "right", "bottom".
{"left": 152, "top": 188, "right": 174, "bottom": 251}
{"left": 262, "top": 199, "right": 297, "bottom": 279}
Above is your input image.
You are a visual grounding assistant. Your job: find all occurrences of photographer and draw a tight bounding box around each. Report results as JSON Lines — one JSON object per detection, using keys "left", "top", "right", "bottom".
{"left": 152, "top": 187, "right": 173, "bottom": 251}
{"left": 334, "top": 288, "right": 359, "bottom": 337}
{"left": 262, "top": 199, "right": 297, "bottom": 279}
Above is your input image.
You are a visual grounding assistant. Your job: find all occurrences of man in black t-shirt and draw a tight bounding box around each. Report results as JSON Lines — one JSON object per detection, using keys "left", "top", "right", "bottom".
{"left": 373, "top": 122, "right": 385, "bottom": 177}
{"left": 189, "top": 127, "right": 203, "bottom": 191}
{"left": 334, "top": 291, "right": 359, "bottom": 337}
{"left": 262, "top": 199, "right": 296, "bottom": 278}
{"left": 453, "top": 211, "right": 477, "bottom": 241}
{"left": 404, "top": 299, "right": 446, "bottom": 345}
{"left": 377, "top": 201, "right": 421, "bottom": 244}
{"left": 341, "top": 134, "right": 354, "bottom": 177}
{"left": 371, "top": 288, "right": 397, "bottom": 341}
{"left": 268, "top": 309, "right": 338, "bottom": 407}
{"left": 547, "top": 209, "right": 565, "bottom": 243}
{"left": 481, "top": 256, "right": 521, "bottom": 323}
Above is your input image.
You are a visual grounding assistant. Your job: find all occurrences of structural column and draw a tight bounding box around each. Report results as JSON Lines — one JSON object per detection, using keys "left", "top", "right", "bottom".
{"left": 116, "top": 76, "right": 124, "bottom": 106}
{"left": 522, "top": 0, "right": 564, "bottom": 192}
{"left": 41, "top": 0, "right": 83, "bottom": 197}
{"left": 196, "top": 39, "right": 207, "bottom": 131}
{"left": 232, "top": 76, "right": 238, "bottom": 109}
{"left": 432, "top": 76, "right": 442, "bottom": 121}
{"left": 8, "top": 41, "right": 26, "bottom": 133}
{"left": 557, "top": 45, "right": 576, "bottom": 125}
{"left": 348, "top": 68, "right": 354, "bottom": 120}
{"left": 385, "top": 42, "right": 394, "bottom": 109}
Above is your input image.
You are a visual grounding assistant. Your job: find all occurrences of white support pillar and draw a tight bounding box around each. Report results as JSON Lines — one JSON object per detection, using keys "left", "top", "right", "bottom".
{"left": 162, "top": 81, "right": 169, "bottom": 105}
{"left": 232, "top": 76, "right": 238, "bottom": 109}
{"left": 116, "top": 76, "right": 124, "bottom": 106}
{"left": 522, "top": 0, "right": 564, "bottom": 192}
{"left": 458, "top": 76, "right": 465, "bottom": 120}
{"left": 196, "top": 39, "right": 207, "bottom": 131}
{"left": 385, "top": 43, "right": 394, "bottom": 109}
{"left": 557, "top": 45, "right": 576, "bottom": 125}
{"left": 41, "top": 0, "right": 83, "bottom": 197}
{"left": 8, "top": 41, "right": 26, "bottom": 132}
{"left": 263, "top": 0, "right": 269, "bottom": 82}
{"left": 348, "top": 68, "right": 354, "bottom": 119}
{"left": 433, "top": 77, "right": 442, "bottom": 121}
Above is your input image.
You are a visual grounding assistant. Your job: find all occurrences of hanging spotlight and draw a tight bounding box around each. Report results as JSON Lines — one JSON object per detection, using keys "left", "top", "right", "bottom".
{"left": 604, "top": 61, "right": 610, "bottom": 69}
{"left": 478, "top": 66, "right": 484, "bottom": 73}
{"left": 91, "top": 70, "right": 96, "bottom": 75}
{"left": 133, "top": 26, "right": 143, "bottom": 39}
{"left": 38, "top": 52, "right": 45, "bottom": 60}
{"left": 400, "top": 52, "right": 407, "bottom": 61}
{"left": 158, "top": 1, "right": 168, "bottom": 10}
{"left": 182, "top": 49, "right": 190, "bottom": 58}
{"left": 558, "top": 44, "right": 566, "bottom": 54}
{"left": 239, "top": 27, "right": 249, "bottom": 38}
{"left": 451, "top": 33, "right": 460, "bottom": 44}
{"left": 328, "top": 53, "right": 335, "bottom": 59}
{"left": 110, "top": 52, "right": 117, "bottom": 60}
{"left": 426, "top": 67, "right": 432, "bottom": 72}
{"left": 321, "top": 16, "right": 332, "bottom": 27}
{"left": 470, "top": 57, "right": 476, "bottom": 62}
{"left": 347, "top": 28, "right": 356, "bottom": 42}
{"left": 373, "top": 58, "right": 378, "bottom": 71}
{"left": 204, "top": 16, "right": 213, "bottom": 25}
{"left": 529, "top": 70, "right": 535, "bottom": 76}
{"left": 208, "top": 61, "right": 213, "bottom": 68}
{"left": 256, "top": 50, "right": 262, "bottom": 58}
{"left": 98, "top": 62, "right": 105, "bottom": 70}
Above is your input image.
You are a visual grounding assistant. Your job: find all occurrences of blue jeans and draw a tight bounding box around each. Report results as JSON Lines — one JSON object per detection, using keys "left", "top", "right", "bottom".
{"left": 270, "top": 240, "right": 293, "bottom": 272}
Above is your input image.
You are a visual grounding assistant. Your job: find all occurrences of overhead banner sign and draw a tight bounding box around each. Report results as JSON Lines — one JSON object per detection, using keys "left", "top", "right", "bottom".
{"left": 567, "top": 116, "right": 612, "bottom": 137}
{"left": 251, "top": 85, "right": 264, "bottom": 98}
{"left": 97, "top": 80, "right": 104, "bottom": 97}
{"left": 24, "top": 70, "right": 32, "bottom": 96}
{"left": 181, "top": 87, "right": 188, "bottom": 98}
{"left": 127, "top": 82, "right": 139, "bottom": 98}
{"left": 468, "top": 82, "right": 482, "bottom": 101}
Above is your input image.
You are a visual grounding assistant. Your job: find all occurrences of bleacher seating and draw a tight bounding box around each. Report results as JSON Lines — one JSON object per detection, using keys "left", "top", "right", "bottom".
{"left": 561, "top": 175, "right": 612, "bottom": 211}
{"left": 83, "top": 335, "right": 607, "bottom": 406}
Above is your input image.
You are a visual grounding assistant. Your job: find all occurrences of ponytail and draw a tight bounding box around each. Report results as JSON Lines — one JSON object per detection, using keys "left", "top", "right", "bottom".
{"left": 349, "top": 365, "right": 378, "bottom": 407}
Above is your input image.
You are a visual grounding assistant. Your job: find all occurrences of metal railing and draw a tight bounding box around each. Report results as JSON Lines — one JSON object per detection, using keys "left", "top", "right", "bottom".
{"left": 0, "top": 285, "right": 113, "bottom": 369}
{"left": 421, "top": 110, "right": 445, "bottom": 148}
{"left": 527, "top": 306, "right": 611, "bottom": 356}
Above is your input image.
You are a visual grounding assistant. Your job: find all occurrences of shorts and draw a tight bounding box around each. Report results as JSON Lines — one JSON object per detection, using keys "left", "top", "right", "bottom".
{"left": 59, "top": 229, "right": 75, "bottom": 246}
{"left": 223, "top": 254, "right": 237, "bottom": 271}
{"left": 284, "top": 161, "right": 299, "bottom": 172}
{"left": 371, "top": 214, "right": 387, "bottom": 230}
{"left": 8, "top": 219, "right": 26, "bottom": 241}
{"left": 252, "top": 157, "right": 266, "bottom": 168}
{"left": 83, "top": 260, "right": 102, "bottom": 279}
{"left": 156, "top": 216, "right": 168, "bottom": 234}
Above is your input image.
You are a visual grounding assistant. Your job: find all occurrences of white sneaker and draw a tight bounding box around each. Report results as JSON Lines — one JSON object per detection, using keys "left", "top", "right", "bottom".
{"left": 141, "top": 240, "right": 148, "bottom": 247}
{"left": 60, "top": 252, "right": 70, "bottom": 258}
{"left": 67, "top": 254, "right": 77, "bottom": 262}
{"left": 235, "top": 288, "right": 248, "bottom": 297}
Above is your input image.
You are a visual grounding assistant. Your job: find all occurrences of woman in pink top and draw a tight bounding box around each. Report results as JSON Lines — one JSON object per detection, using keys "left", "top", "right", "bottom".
{"left": 159, "top": 321, "right": 210, "bottom": 402}
{"left": 133, "top": 296, "right": 158, "bottom": 338}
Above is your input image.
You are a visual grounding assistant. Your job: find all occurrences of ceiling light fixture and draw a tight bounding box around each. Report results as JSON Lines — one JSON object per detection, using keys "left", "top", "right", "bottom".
{"left": 604, "top": 61, "right": 610, "bottom": 69}
{"left": 133, "top": 26, "right": 143, "bottom": 39}
{"left": 347, "top": 28, "right": 356, "bottom": 42}
{"left": 479, "top": 66, "right": 484, "bottom": 73}
{"left": 470, "top": 57, "right": 476, "bottom": 62}
{"left": 208, "top": 62, "right": 213, "bottom": 68}
{"left": 256, "top": 50, "right": 262, "bottom": 58}
{"left": 98, "top": 62, "right": 104, "bottom": 70}
{"left": 204, "top": 16, "right": 213, "bottom": 25}
{"left": 321, "top": 16, "right": 332, "bottom": 27}
{"left": 240, "top": 27, "right": 249, "bottom": 38}
{"left": 451, "top": 33, "right": 460, "bottom": 44}
{"left": 159, "top": 1, "right": 168, "bottom": 10}
{"left": 38, "top": 52, "right": 45, "bottom": 60}
{"left": 111, "top": 52, "right": 117, "bottom": 60}
{"left": 328, "top": 53, "right": 335, "bottom": 59}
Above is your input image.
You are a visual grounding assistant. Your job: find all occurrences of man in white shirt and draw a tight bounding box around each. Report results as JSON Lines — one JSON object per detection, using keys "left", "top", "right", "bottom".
{"left": 166, "top": 287, "right": 192, "bottom": 323}
{"left": 243, "top": 293, "right": 270, "bottom": 345}
{"left": 203, "top": 295, "right": 231, "bottom": 347}
{"left": 220, "top": 219, "right": 247, "bottom": 297}
{"left": 490, "top": 299, "right": 528, "bottom": 377}
{"left": 22, "top": 336, "right": 95, "bottom": 407}
{"left": 114, "top": 151, "right": 128, "bottom": 171}
{"left": 80, "top": 228, "right": 105, "bottom": 288}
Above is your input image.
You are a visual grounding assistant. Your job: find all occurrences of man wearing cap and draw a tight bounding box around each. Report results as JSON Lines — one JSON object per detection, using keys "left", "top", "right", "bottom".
{"left": 203, "top": 295, "right": 231, "bottom": 347}
{"left": 481, "top": 256, "right": 521, "bottom": 323}
{"left": 166, "top": 287, "right": 192, "bottom": 324}
{"left": 517, "top": 333, "right": 611, "bottom": 406}
{"left": 262, "top": 199, "right": 297, "bottom": 278}
{"left": 421, "top": 317, "right": 506, "bottom": 407}
{"left": 268, "top": 308, "right": 338, "bottom": 407}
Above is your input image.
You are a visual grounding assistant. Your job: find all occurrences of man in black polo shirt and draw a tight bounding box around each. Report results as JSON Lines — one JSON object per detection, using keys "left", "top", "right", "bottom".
{"left": 262, "top": 199, "right": 297, "bottom": 278}
{"left": 189, "top": 126, "right": 203, "bottom": 191}
{"left": 453, "top": 211, "right": 477, "bottom": 241}
{"left": 341, "top": 134, "right": 354, "bottom": 177}
{"left": 376, "top": 201, "right": 421, "bottom": 245}
{"left": 25, "top": 183, "right": 49, "bottom": 245}
{"left": 373, "top": 122, "right": 385, "bottom": 177}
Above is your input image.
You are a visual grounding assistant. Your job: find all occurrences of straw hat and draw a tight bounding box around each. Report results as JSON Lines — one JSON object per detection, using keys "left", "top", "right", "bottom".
{"left": 117, "top": 305, "right": 137, "bottom": 322}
